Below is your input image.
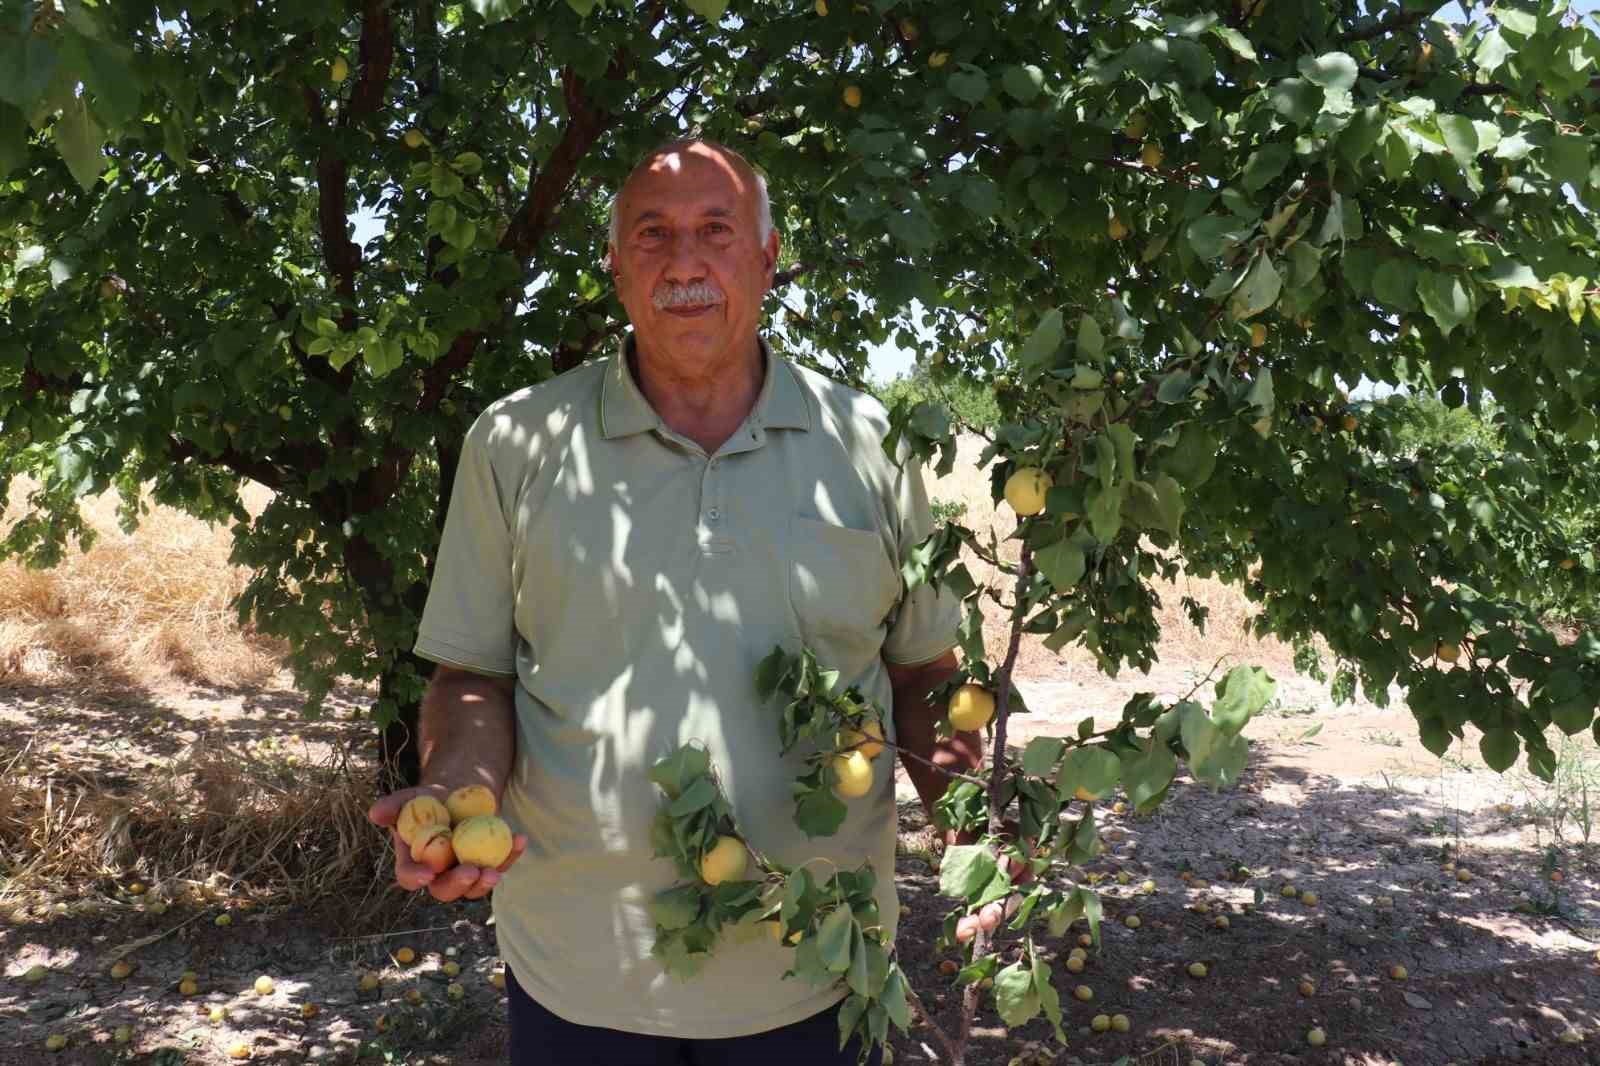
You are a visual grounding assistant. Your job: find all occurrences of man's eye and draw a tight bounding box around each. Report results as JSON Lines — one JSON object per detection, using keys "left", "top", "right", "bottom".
{"left": 639, "top": 227, "right": 666, "bottom": 239}
{"left": 705, "top": 222, "right": 730, "bottom": 234}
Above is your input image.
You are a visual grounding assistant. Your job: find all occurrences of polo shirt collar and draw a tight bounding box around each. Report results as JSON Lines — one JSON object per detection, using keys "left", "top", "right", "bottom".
{"left": 600, "top": 334, "right": 812, "bottom": 440}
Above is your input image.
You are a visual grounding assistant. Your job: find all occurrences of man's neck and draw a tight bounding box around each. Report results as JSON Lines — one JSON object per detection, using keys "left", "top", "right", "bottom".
{"left": 629, "top": 336, "right": 766, "bottom": 456}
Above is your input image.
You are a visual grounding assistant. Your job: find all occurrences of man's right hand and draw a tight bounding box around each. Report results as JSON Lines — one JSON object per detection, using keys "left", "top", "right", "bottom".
{"left": 368, "top": 786, "right": 530, "bottom": 903}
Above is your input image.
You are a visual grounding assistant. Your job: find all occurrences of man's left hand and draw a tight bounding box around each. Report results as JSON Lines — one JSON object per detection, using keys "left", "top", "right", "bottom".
{"left": 942, "top": 820, "right": 1037, "bottom": 886}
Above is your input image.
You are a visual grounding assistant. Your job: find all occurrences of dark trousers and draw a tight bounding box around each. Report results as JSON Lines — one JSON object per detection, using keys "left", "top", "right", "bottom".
{"left": 507, "top": 967, "right": 885, "bottom": 1066}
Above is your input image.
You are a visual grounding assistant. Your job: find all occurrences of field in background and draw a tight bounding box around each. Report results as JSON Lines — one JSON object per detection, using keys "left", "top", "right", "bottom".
{"left": 1, "top": 436, "right": 1300, "bottom": 699}
{"left": 0, "top": 476, "right": 285, "bottom": 697}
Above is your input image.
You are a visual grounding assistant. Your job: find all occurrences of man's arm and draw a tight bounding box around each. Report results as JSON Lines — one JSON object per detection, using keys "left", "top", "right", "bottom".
{"left": 367, "top": 664, "right": 527, "bottom": 902}
{"left": 886, "top": 649, "right": 981, "bottom": 827}
{"left": 418, "top": 664, "right": 519, "bottom": 795}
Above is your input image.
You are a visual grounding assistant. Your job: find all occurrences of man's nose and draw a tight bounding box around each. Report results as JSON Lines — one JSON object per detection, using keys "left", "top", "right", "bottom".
{"left": 663, "top": 233, "right": 709, "bottom": 284}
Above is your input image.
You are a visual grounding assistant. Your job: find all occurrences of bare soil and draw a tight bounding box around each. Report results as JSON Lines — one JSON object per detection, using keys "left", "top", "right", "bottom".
{"left": 3, "top": 662, "right": 1597, "bottom": 1066}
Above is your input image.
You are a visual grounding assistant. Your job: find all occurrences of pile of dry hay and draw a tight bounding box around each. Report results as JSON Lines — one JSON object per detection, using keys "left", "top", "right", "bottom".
{"left": 0, "top": 732, "right": 404, "bottom": 929}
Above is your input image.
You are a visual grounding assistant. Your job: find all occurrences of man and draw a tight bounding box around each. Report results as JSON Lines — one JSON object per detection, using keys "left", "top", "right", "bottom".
{"left": 368, "top": 139, "right": 983, "bottom": 1064}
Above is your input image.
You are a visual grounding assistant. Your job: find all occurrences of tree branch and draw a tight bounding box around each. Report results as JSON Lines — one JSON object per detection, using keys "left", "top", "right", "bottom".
{"left": 343, "top": 0, "right": 395, "bottom": 124}
{"left": 1335, "top": 9, "right": 1423, "bottom": 44}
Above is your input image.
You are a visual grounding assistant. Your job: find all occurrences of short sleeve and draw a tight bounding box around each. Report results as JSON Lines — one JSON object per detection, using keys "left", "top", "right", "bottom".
{"left": 881, "top": 443, "right": 963, "bottom": 666}
{"left": 413, "top": 412, "right": 518, "bottom": 676}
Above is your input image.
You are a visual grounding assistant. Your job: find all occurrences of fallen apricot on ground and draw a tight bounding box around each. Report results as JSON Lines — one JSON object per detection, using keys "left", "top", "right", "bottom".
{"left": 938, "top": 959, "right": 958, "bottom": 976}
{"left": 490, "top": 971, "right": 506, "bottom": 990}
{"left": 395, "top": 947, "right": 416, "bottom": 964}
{"left": 1298, "top": 979, "right": 1316, "bottom": 997}
{"left": 254, "top": 975, "right": 275, "bottom": 995}
{"left": 397, "top": 795, "right": 451, "bottom": 846}
{"left": 1112, "top": 1013, "right": 1130, "bottom": 1033}
{"left": 301, "top": 1002, "right": 321, "bottom": 1019}
{"left": 215, "top": 914, "right": 232, "bottom": 927}
{"left": 110, "top": 960, "right": 134, "bottom": 979}
{"left": 1300, "top": 891, "right": 1319, "bottom": 906}
{"left": 447, "top": 785, "right": 497, "bottom": 822}
{"left": 113, "top": 1025, "right": 132, "bottom": 1044}
{"left": 228, "top": 1039, "right": 251, "bottom": 1059}
{"left": 1307, "top": 1027, "right": 1327, "bottom": 1046}
{"left": 1214, "top": 915, "right": 1231, "bottom": 930}
{"left": 1280, "top": 884, "right": 1297, "bottom": 898}
{"left": 358, "top": 972, "right": 381, "bottom": 992}
{"left": 447, "top": 981, "right": 465, "bottom": 1000}
{"left": 404, "top": 987, "right": 423, "bottom": 1005}
{"left": 443, "top": 961, "right": 461, "bottom": 977}
{"left": 1124, "top": 915, "right": 1141, "bottom": 929}
{"left": 209, "top": 1005, "right": 228, "bottom": 1024}
{"left": 1074, "top": 985, "right": 1094, "bottom": 1002}
{"left": 1390, "top": 964, "right": 1408, "bottom": 980}
{"left": 1078, "top": 933, "right": 1093, "bottom": 948}
{"left": 1140, "top": 879, "right": 1156, "bottom": 893}
{"left": 1188, "top": 962, "right": 1208, "bottom": 978}
{"left": 1091, "top": 1014, "right": 1110, "bottom": 1032}
{"left": 179, "top": 977, "right": 199, "bottom": 995}
{"left": 1456, "top": 868, "right": 1474, "bottom": 883}
{"left": 1065, "top": 957, "right": 1085, "bottom": 974}
{"left": 45, "top": 1035, "right": 68, "bottom": 1052}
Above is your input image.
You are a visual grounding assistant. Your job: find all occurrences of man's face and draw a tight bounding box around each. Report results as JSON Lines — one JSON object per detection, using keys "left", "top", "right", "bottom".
{"left": 609, "top": 145, "right": 779, "bottom": 367}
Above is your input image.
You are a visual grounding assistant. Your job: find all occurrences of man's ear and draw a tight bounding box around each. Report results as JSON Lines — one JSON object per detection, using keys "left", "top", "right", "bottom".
{"left": 762, "top": 229, "right": 781, "bottom": 280}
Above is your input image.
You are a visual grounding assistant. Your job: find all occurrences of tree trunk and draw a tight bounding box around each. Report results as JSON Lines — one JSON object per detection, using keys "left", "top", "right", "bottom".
{"left": 378, "top": 648, "right": 431, "bottom": 789}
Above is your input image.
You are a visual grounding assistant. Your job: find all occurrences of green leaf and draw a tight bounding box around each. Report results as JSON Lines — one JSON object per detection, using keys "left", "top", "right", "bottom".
{"left": 648, "top": 884, "right": 702, "bottom": 931}
{"left": 880, "top": 966, "right": 912, "bottom": 1031}
{"left": 0, "top": 103, "right": 25, "bottom": 178}
{"left": 1475, "top": 28, "right": 1512, "bottom": 73}
{"left": 1212, "top": 26, "right": 1256, "bottom": 60}
{"left": 1031, "top": 946, "right": 1067, "bottom": 1044}
{"left": 794, "top": 781, "right": 848, "bottom": 838}
{"left": 684, "top": 0, "right": 729, "bottom": 18}
{"left": 1212, "top": 665, "right": 1275, "bottom": 735}
{"left": 1017, "top": 308, "right": 1064, "bottom": 375}
{"left": 1075, "top": 314, "right": 1104, "bottom": 363}
{"left": 1022, "top": 737, "right": 1065, "bottom": 778}
{"left": 1479, "top": 728, "right": 1519, "bottom": 773}
{"left": 1297, "top": 51, "right": 1357, "bottom": 93}
{"left": 817, "top": 906, "right": 854, "bottom": 972}
{"left": 1417, "top": 271, "right": 1473, "bottom": 338}
{"left": 1373, "top": 258, "right": 1421, "bottom": 310}
{"left": 1187, "top": 215, "right": 1251, "bottom": 259}
{"left": 836, "top": 994, "right": 866, "bottom": 1051}
{"left": 1437, "top": 114, "right": 1479, "bottom": 171}
{"left": 1180, "top": 703, "right": 1249, "bottom": 789}
{"left": 469, "top": 0, "right": 528, "bottom": 21}
{"left": 1119, "top": 738, "right": 1177, "bottom": 809}
{"left": 1268, "top": 78, "right": 1319, "bottom": 124}
{"left": 1494, "top": 5, "right": 1537, "bottom": 39}
{"left": 1547, "top": 135, "right": 1592, "bottom": 191}
{"left": 947, "top": 68, "right": 989, "bottom": 105}
{"left": 993, "top": 962, "right": 1040, "bottom": 1027}
{"left": 52, "top": 99, "right": 104, "bottom": 192}
{"left": 1001, "top": 64, "right": 1044, "bottom": 103}
{"left": 1241, "top": 143, "right": 1293, "bottom": 192}
{"left": 1056, "top": 746, "right": 1121, "bottom": 801}
{"left": 938, "top": 843, "right": 997, "bottom": 900}
{"left": 648, "top": 745, "right": 711, "bottom": 798}
{"left": 1033, "top": 538, "right": 1085, "bottom": 592}
{"left": 667, "top": 775, "right": 717, "bottom": 816}
{"left": 1229, "top": 253, "right": 1282, "bottom": 320}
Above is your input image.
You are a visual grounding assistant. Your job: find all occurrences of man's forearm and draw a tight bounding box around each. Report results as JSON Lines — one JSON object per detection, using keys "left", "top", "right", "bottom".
{"left": 417, "top": 671, "right": 518, "bottom": 798}
{"left": 891, "top": 663, "right": 984, "bottom": 824}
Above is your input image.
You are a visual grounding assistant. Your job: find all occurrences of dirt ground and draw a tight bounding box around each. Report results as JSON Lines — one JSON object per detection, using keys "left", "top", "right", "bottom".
{"left": 3, "top": 661, "right": 1598, "bottom": 1066}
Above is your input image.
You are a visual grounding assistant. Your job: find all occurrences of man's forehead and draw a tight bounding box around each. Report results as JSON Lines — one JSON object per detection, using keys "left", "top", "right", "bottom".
{"left": 624, "top": 147, "right": 751, "bottom": 203}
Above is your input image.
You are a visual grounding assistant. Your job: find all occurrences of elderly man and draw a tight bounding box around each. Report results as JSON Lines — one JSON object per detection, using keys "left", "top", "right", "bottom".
{"left": 369, "top": 139, "right": 980, "bottom": 1064}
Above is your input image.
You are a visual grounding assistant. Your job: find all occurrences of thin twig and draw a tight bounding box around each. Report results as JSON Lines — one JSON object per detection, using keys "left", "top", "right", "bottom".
{"left": 903, "top": 982, "right": 961, "bottom": 1064}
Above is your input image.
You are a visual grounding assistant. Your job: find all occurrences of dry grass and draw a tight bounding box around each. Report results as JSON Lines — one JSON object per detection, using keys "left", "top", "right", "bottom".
{"left": 0, "top": 475, "right": 287, "bottom": 695}
{"left": 925, "top": 434, "right": 1300, "bottom": 680}
{"left": 0, "top": 733, "right": 394, "bottom": 928}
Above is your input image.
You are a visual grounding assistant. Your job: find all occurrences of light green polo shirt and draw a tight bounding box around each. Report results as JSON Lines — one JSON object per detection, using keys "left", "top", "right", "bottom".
{"left": 413, "top": 336, "right": 960, "bottom": 1038}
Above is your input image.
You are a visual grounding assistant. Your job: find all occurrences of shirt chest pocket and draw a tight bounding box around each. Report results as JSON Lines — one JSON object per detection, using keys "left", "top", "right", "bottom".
{"left": 788, "top": 517, "right": 902, "bottom": 666}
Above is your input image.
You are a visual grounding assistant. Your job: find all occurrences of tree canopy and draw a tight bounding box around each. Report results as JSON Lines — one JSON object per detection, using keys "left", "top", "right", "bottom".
{"left": 3, "top": 0, "right": 1600, "bottom": 780}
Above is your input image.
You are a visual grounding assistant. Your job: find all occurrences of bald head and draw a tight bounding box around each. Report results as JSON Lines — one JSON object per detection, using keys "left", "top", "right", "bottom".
{"left": 608, "top": 139, "right": 773, "bottom": 251}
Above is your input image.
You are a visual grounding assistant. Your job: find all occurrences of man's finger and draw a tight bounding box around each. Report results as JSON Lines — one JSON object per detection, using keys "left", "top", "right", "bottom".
{"left": 428, "top": 862, "right": 482, "bottom": 903}
{"left": 494, "top": 835, "right": 529, "bottom": 874}
{"left": 368, "top": 792, "right": 407, "bottom": 828}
